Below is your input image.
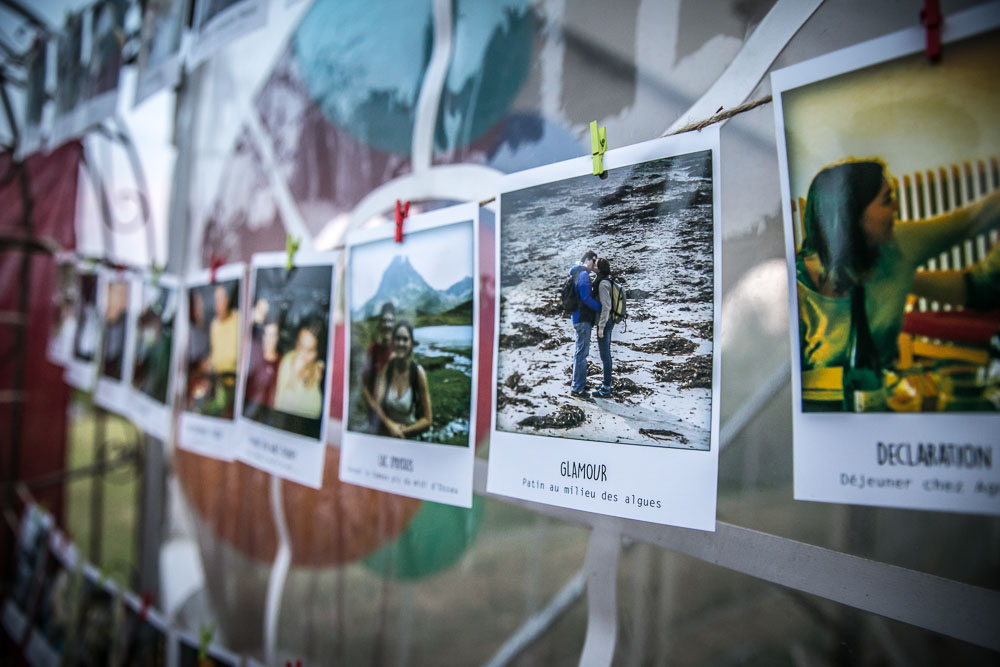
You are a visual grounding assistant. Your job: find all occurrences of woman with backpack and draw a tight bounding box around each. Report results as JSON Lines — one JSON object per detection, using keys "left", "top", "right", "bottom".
{"left": 374, "top": 321, "right": 433, "bottom": 438}
{"left": 593, "top": 258, "right": 616, "bottom": 398}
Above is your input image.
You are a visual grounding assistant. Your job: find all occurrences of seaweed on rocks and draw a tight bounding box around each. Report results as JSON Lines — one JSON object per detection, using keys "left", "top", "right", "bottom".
{"left": 690, "top": 321, "right": 713, "bottom": 341}
{"left": 526, "top": 297, "right": 564, "bottom": 318}
{"left": 499, "top": 323, "right": 549, "bottom": 349}
{"left": 622, "top": 335, "right": 697, "bottom": 356}
{"left": 639, "top": 428, "right": 689, "bottom": 445}
{"left": 611, "top": 376, "right": 653, "bottom": 400}
{"left": 540, "top": 336, "right": 571, "bottom": 351}
{"left": 497, "top": 391, "right": 536, "bottom": 410}
{"left": 518, "top": 405, "right": 586, "bottom": 429}
{"left": 653, "top": 354, "right": 712, "bottom": 389}
{"left": 503, "top": 371, "right": 531, "bottom": 394}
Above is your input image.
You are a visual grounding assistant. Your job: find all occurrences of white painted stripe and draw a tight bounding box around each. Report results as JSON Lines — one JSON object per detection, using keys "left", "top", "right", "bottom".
{"left": 664, "top": 0, "right": 825, "bottom": 134}
{"left": 411, "top": 0, "right": 454, "bottom": 173}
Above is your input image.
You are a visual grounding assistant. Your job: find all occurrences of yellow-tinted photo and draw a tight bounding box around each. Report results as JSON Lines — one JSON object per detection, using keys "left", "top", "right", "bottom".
{"left": 781, "top": 28, "right": 1000, "bottom": 413}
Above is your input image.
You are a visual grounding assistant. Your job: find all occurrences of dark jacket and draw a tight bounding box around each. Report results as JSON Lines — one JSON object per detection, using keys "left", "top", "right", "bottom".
{"left": 569, "top": 264, "right": 602, "bottom": 324}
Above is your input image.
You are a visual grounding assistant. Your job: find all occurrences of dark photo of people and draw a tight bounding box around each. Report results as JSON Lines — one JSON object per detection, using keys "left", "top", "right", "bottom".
{"left": 131, "top": 282, "right": 178, "bottom": 404}
{"left": 84, "top": 0, "right": 124, "bottom": 100}
{"left": 118, "top": 602, "right": 168, "bottom": 666}
{"left": 72, "top": 272, "right": 100, "bottom": 363}
{"left": 186, "top": 280, "right": 240, "bottom": 418}
{"left": 242, "top": 265, "right": 332, "bottom": 439}
{"left": 100, "top": 279, "right": 130, "bottom": 380}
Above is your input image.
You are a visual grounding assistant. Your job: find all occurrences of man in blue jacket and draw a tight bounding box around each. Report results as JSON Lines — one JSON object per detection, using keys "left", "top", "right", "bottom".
{"left": 570, "top": 250, "right": 602, "bottom": 398}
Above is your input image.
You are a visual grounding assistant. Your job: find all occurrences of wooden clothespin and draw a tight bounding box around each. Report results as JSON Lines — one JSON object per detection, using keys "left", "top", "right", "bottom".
{"left": 395, "top": 199, "right": 411, "bottom": 243}
{"left": 921, "top": 0, "right": 942, "bottom": 62}
{"left": 139, "top": 591, "right": 152, "bottom": 620}
{"left": 285, "top": 235, "right": 301, "bottom": 271}
{"left": 590, "top": 120, "right": 607, "bottom": 177}
{"left": 198, "top": 622, "right": 215, "bottom": 661}
{"left": 209, "top": 254, "right": 225, "bottom": 284}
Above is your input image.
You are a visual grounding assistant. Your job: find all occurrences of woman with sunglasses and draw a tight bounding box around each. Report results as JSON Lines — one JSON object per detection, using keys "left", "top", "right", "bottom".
{"left": 374, "top": 321, "right": 433, "bottom": 439}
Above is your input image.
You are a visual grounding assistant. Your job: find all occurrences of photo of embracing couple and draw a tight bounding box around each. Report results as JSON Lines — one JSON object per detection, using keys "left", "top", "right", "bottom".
{"left": 566, "top": 251, "right": 625, "bottom": 401}
{"left": 496, "top": 149, "right": 716, "bottom": 450}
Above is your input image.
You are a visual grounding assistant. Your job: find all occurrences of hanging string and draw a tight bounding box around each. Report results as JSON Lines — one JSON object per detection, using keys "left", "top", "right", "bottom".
{"left": 661, "top": 94, "right": 772, "bottom": 137}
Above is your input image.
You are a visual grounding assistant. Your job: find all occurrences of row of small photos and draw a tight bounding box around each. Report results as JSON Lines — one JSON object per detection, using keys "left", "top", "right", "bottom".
{"left": 23, "top": 0, "right": 272, "bottom": 156}
{"left": 53, "top": 0, "right": 1000, "bottom": 531}
{"left": 52, "top": 130, "right": 724, "bottom": 531}
{"left": 2, "top": 503, "right": 255, "bottom": 667}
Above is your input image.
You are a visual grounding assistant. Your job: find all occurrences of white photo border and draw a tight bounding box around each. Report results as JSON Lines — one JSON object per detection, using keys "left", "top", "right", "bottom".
{"left": 127, "top": 272, "right": 184, "bottom": 442}
{"left": 487, "top": 128, "right": 722, "bottom": 531}
{"left": 771, "top": 3, "right": 1000, "bottom": 515}
{"left": 235, "top": 250, "right": 338, "bottom": 488}
{"left": 64, "top": 259, "right": 101, "bottom": 392}
{"left": 178, "top": 262, "right": 246, "bottom": 461}
{"left": 339, "top": 203, "right": 480, "bottom": 508}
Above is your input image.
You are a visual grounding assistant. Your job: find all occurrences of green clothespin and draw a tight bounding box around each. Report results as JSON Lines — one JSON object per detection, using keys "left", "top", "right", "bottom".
{"left": 590, "top": 120, "right": 607, "bottom": 176}
{"left": 151, "top": 262, "right": 164, "bottom": 287}
{"left": 285, "top": 235, "right": 301, "bottom": 271}
{"left": 198, "top": 622, "right": 215, "bottom": 661}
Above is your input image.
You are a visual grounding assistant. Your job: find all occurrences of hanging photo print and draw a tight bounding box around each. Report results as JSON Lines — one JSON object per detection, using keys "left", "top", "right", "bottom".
{"left": 64, "top": 565, "right": 118, "bottom": 666}
{"left": 94, "top": 267, "right": 137, "bottom": 416}
{"left": 21, "top": 37, "right": 48, "bottom": 157}
{"left": 236, "top": 252, "right": 336, "bottom": 488}
{"left": 179, "top": 263, "right": 245, "bottom": 460}
{"left": 134, "top": 0, "right": 188, "bottom": 106}
{"left": 487, "top": 129, "right": 722, "bottom": 530}
{"left": 46, "top": 255, "right": 78, "bottom": 367}
{"left": 24, "top": 532, "right": 82, "bottom": 666}
{"left": 772, "top": 3, "right": 1000, "bottom": 515}
{"left": 340, "top": 203, "right": 480, "bottom": 507}
{"left": 188, "top": 0, "right": 268, "bottom": 67}
{"left": 112, "top": 592, "right": 170, "bottom": 667}
{"left": 1, "top": 504, "right": 53, "bottom": 645}
{"left": 128, "top": 273, "right": 183, "bottom": 440}
{"left": 79, "top": 0, "right": 125, "bottom": 130}
{"left": 64, "top": 262, "right": 101, "bottom": 391}
{"left": 51, "top": 12, "right": 85, "bottom": 146}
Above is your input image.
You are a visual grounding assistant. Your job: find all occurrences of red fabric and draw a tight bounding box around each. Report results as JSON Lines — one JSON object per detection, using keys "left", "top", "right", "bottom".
{"left": 0, "top": 143, "right": 81, "bottom": 523}
{"left": 903, "top": 309, "right": 1000, "bottom": 344}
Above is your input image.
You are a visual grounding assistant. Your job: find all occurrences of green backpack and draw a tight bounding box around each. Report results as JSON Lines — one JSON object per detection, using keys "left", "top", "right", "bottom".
{"left": 596, "top": 276, "right": 627, "bottom": 330}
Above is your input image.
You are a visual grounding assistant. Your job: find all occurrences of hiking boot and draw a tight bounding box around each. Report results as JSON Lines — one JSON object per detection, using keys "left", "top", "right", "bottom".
{"left": 592, "top": 387, "right": 612, "bottom": 399}
{"left": 570, "top": 390, "right": 595, "bottom": 402}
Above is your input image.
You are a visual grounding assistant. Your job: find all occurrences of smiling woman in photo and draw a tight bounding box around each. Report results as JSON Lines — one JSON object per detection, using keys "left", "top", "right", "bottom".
{"left": 374, "top": 321, "right": 432, "bottom": 439}
{"left": 796, "top": 158, "right": 1000, "bottom": 372}
{"left": 273, "top": 320, "right": 326, "bottom": 419}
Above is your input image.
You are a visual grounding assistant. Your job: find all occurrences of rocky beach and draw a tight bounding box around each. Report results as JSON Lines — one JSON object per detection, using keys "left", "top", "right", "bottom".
{"left": 496, "top": 150, "right": 715, "bottom": 450}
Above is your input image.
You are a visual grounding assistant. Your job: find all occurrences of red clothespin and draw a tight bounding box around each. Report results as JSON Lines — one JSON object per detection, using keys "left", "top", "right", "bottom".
{"left": 209, "top": 254, "right": 225, "bottom": 284}
{"left": 920, "top": 0, "right": 942, "bottom": 62}
{"left": 395, "top": 199, "right": 411, "bottom": 243}
{"left": 139, "top": 591, "right": 152, "bottom": 620}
